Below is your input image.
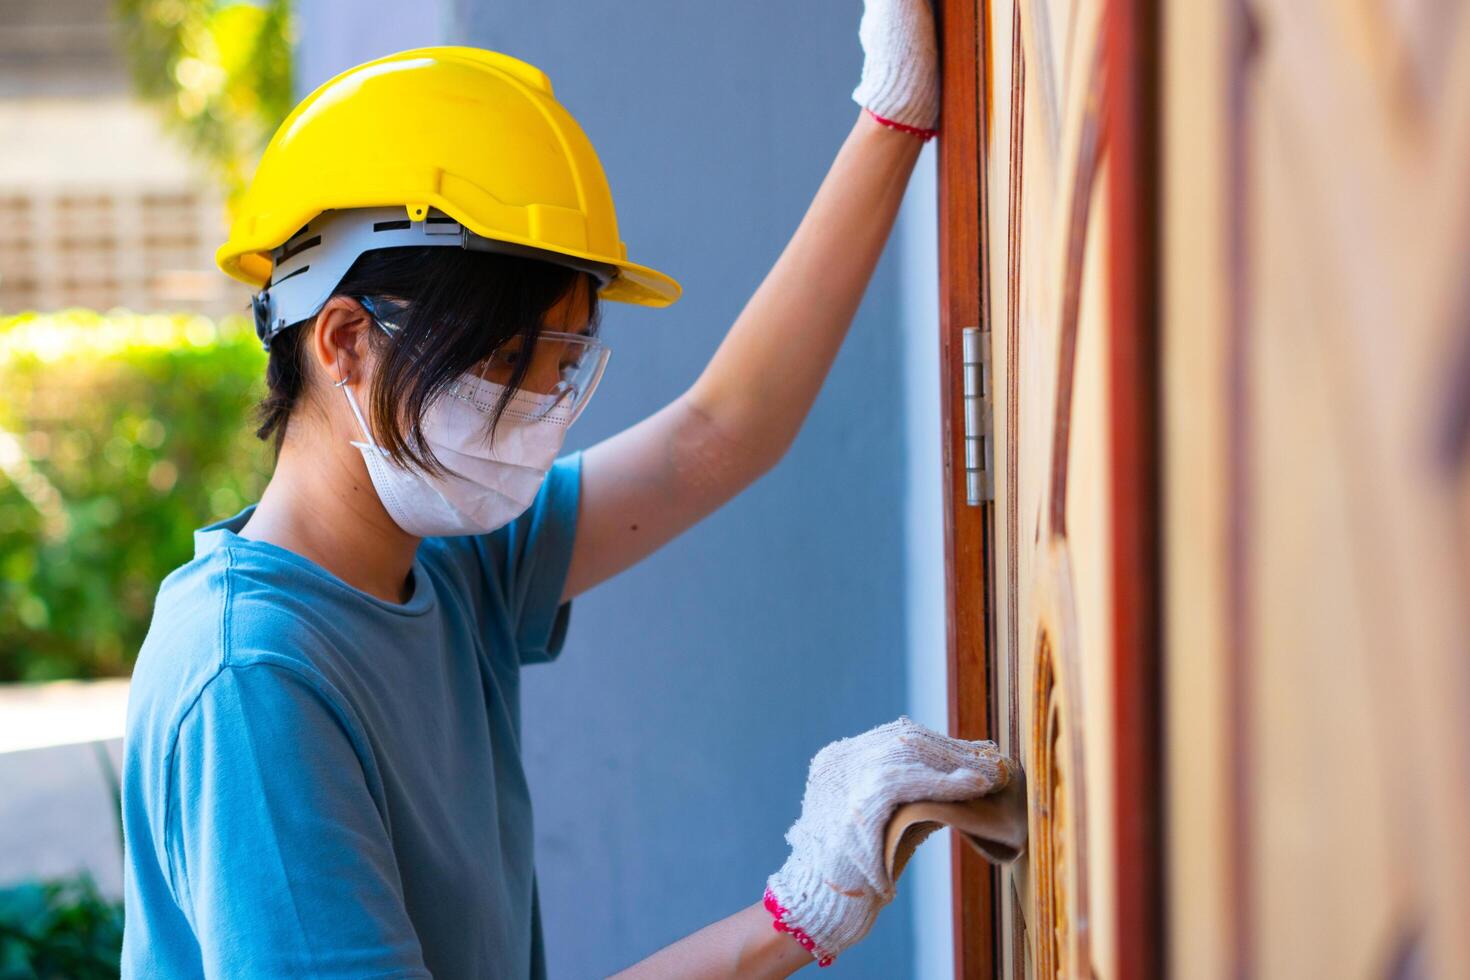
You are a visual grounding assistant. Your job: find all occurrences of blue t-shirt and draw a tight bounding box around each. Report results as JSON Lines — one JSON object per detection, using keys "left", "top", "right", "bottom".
{"left": 121, "top": 453, "right": 582, "bottom": 979}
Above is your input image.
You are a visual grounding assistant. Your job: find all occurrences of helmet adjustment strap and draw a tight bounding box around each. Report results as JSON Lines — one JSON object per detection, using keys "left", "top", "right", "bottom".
{"left": 252, "top": 206, "right": 618, "bottom": 349}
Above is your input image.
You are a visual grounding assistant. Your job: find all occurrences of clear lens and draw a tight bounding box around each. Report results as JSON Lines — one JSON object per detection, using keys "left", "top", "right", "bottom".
{"left": 356, "top": 296, "right": 608, "bottom": 426}
{"left": 473, "top": 330, "right": 608, "bottom": 425}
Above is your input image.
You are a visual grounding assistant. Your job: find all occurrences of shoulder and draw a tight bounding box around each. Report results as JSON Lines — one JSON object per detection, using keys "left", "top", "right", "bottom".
{"left": 124, "top": 547, "right": 365, "bottom": 881}
{"left": 129, "top": 547, "right": 236, "bottom": 724}
{"left": 129, "top": 542, "right": 343, "bottom": 692}
{"left": 126, "top": 545, "right": 355, "bottom": 783}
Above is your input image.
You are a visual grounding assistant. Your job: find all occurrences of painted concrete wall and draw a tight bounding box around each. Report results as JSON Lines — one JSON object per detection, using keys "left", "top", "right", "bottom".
{"left": 292, "top": 3, "right": 947, "bottom": 976}
{"left": 899, "top": 142, "right": 955, "bottom": 979}
{"left": 0, "top": 739, "right": 124, "bottom": 895}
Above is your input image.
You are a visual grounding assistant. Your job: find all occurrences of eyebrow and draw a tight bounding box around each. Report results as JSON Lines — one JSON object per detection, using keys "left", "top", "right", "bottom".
{"left": 553, "top": 299, "right": 600, "bottom": 338}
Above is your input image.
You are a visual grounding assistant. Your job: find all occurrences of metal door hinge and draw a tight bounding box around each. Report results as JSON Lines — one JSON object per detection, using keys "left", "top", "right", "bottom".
{"left": 962, "top": 327, "right": 994, "bottom": 505}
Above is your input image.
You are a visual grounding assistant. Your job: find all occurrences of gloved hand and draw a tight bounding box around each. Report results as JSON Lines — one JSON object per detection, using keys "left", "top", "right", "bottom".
{"left": 764, "top": 716, "right": 1013, "bottom": 966}
{"left": 851, "top": 0, "right": 941, "bottom": 138}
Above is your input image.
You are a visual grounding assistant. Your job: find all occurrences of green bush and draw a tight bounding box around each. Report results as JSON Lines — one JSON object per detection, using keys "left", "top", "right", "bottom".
{"left": 0, "top": 874, "right": 123, "bottom": 980}
{"left": 0, "top": 311, "right": 271, "bottom": 681}
{"left": 115, "top": 0, "right": 294, "bottom": 199}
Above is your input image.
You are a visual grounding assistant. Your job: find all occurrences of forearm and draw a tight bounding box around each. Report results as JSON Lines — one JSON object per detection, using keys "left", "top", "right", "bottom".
{"left": 683, "top": 109, "right": 923, "bottom": 472}
{"left": 609, "top": 902, "right": 812, "bottom": 980}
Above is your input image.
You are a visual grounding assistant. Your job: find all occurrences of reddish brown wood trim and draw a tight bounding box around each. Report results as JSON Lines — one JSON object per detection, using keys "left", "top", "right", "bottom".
{"left": 1104, "top": 0, "right": 1164, "bottom": 976}
{"left": 1044, "top": 50, "right": 1104, "bottom": 538}
{"left": 937, "top": 1, "right": 997, "bottom": 977}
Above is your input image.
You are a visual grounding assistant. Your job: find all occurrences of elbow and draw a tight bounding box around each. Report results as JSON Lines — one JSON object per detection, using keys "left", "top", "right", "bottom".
{"left": 673, "top": 392, "right": 791, "bottom": 494}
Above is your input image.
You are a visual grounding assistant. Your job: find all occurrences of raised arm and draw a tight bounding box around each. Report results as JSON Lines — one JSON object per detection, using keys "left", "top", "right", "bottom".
{"left": 562, "top": 0, "right": 938, "bottom": 601}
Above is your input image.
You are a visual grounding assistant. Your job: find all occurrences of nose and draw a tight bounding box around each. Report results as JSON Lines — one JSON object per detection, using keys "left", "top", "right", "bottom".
{"left": 519, "top": 351, "right": 564, "bottom": 394}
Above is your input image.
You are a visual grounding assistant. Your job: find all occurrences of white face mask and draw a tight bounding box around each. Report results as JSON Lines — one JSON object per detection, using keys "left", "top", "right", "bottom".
{"left": 339, "top": 374, "right": 570, "bottom": 537}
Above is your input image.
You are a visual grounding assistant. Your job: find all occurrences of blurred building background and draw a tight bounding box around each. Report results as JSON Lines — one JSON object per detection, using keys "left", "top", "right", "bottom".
{"left": 0, "top": 0, "right": 244, "bottom": 315}
{"left": 0, "top": 1, "right": 952, "bottom": 977}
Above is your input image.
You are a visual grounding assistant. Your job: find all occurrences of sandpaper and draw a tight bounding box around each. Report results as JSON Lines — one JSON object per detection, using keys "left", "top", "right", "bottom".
{"left": 882, "top": 770, "right": 1028, "bottom": 881}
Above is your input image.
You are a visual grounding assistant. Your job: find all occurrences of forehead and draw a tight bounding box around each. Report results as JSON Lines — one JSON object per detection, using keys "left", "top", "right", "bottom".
{"left": 543, "top": 276, "right": 596, "bottom": 334}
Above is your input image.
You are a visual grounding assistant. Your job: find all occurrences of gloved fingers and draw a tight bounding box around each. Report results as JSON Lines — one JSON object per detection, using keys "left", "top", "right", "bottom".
{"left": 840, "top": 752, "right": 1012, "bottom": 820}
{"left": 881, "top": 715, "right": 1006, "bottom": 773}
{"left": 804, "top": 715, "right": 925, "bottom": 777}
{"left": 815, "top": 715, "right": 1003, "bottom": 777}
{"left": 890, "top": 756, "right": 1014, "bottom": 804}
{"left": 800, "top": 717, "right": 1012, "bottom": 822}
{"left": 905, "top": 731, "right": 1008, "bottom": 776}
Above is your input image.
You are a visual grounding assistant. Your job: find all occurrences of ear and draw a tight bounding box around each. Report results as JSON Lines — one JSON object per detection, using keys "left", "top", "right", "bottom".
{"left": 311, "top": 295, "right": 374, "bottom": 386}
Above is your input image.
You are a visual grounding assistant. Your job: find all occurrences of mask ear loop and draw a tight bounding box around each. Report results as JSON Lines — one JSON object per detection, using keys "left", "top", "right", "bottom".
{"left": 336, "top": 369, "right": 389, "bottom": 457}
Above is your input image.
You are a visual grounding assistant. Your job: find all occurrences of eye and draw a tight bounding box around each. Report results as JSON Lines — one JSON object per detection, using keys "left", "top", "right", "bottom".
{"left": 492, "top": 345, "right": 525, "bottom": 368}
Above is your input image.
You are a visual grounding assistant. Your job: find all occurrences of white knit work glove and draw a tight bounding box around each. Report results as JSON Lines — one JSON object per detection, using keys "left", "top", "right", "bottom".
{"left": 851, "top": 0, "right": 940, "bottom": 137}
{"left": 764, "top": 716, "right": 1012, "bottom": 966}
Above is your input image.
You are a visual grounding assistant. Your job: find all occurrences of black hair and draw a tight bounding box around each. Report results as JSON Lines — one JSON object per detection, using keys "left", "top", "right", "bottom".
{"left": 255, "top": 245, "right": 600, "bottom": 471}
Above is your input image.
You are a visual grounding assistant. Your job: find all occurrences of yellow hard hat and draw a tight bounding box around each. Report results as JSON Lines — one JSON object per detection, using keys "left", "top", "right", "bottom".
{"left": 216, "top": 46, "right": 681, "bottom": 313}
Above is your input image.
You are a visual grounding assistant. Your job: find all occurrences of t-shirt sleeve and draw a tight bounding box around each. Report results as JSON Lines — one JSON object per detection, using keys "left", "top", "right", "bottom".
{"left": 165, "top": 662, "right": 431, "bottom": 979}
{"left": 484, "top": 451, "right": 583, "bottom": 666}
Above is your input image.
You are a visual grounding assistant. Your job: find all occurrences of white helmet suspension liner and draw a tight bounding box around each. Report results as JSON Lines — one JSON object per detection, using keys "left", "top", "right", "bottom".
{"left": 252, "top": 207, "right": 619, "bottom": 349}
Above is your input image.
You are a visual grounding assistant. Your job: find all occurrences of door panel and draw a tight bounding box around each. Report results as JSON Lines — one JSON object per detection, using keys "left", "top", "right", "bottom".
{"left": 979, "top": 1, "right": 1125, "bottom": 977}
{"left": 1163, "top": 2, "right": 1470, "bottom": 977}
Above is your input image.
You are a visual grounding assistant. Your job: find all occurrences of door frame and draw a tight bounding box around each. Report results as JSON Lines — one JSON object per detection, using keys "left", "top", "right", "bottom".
{"left": 935, "top": 0, "right": 996, "bottom": 976}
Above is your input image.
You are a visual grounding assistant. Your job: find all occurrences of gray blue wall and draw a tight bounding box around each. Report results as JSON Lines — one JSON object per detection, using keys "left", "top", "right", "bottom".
{"left": 295, "top": 3, "right": 948, "bottom": 976}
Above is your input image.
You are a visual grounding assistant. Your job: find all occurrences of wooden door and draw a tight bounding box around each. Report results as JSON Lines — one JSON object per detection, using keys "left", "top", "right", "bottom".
{"left": 937, "top": 1, "right": 1160, "bottom": 977}
{"left": 939, "top": 0, "right": 1470, "bottom": 977}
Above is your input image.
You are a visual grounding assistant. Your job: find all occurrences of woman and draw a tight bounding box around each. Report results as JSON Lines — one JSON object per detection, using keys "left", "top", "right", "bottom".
{"left": 121, "top": 1, "right": 1011, "bottom": 976}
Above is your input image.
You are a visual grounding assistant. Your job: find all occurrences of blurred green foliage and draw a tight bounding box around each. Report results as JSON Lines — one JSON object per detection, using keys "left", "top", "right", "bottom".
{"left": 0, "top": 311, "right": 270, "bottom": 681}
{"left": 114, "top": 0, "right": 294, "bottom": 199}
{"left": 0, "top": 874, "right": 123, "bottom": 980}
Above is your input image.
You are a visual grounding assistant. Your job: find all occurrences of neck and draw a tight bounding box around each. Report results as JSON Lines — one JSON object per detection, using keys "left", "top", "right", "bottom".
{"left": 240, "top": 425, "right": 420, "bottom": 604}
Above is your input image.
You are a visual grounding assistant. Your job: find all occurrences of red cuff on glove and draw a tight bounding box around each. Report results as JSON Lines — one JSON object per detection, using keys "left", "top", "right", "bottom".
{"left": 764, "top": 885, "right": 836, "bottom": 967}
{"left": 865, "top": 108, "right": 938, "bottom": 142}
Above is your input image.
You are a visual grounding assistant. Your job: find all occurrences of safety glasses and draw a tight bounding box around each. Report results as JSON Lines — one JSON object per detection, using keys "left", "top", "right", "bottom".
{"left": 356, "top": 295, "right": 610, "bottom": 426}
